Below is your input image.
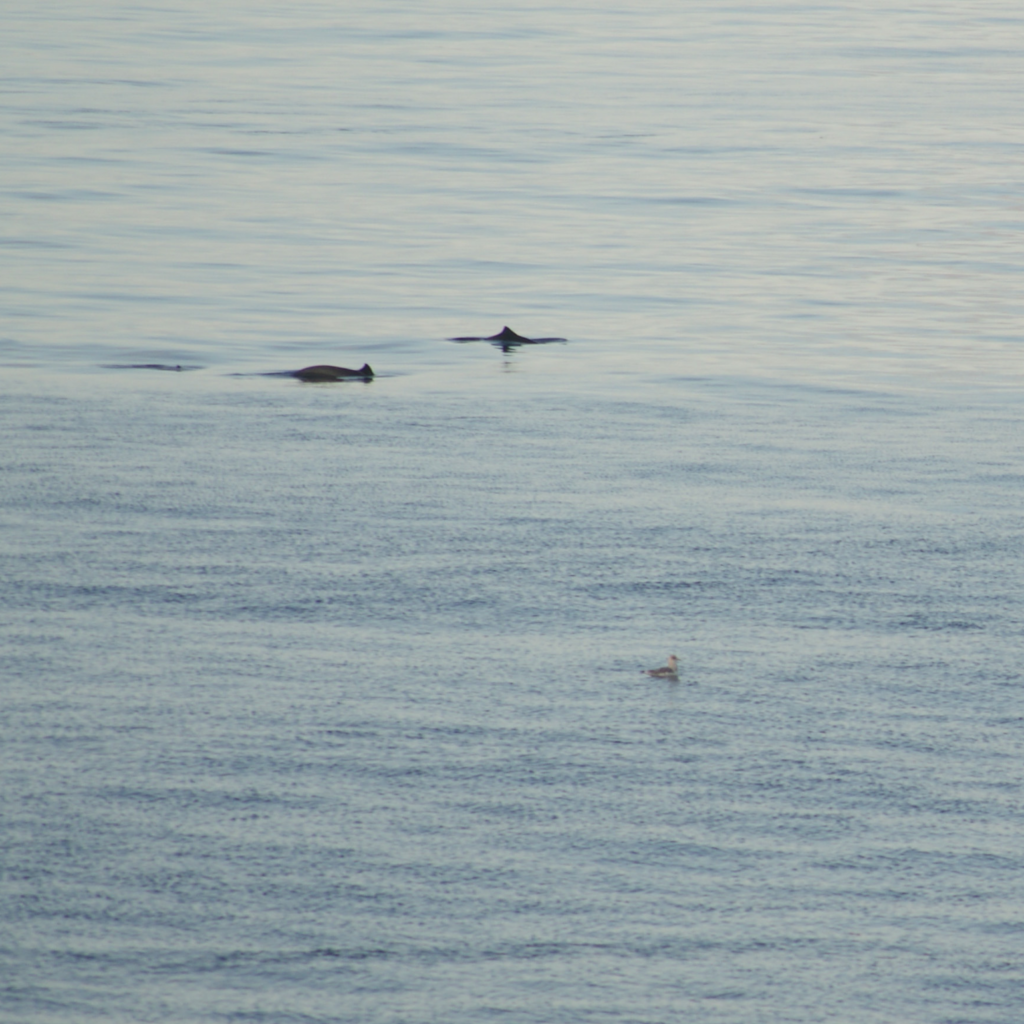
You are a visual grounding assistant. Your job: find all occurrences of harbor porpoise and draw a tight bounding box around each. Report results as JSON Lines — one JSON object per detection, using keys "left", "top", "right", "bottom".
{"left": 449, "top": 326, "right": 567, "bottom": 352}
{"left": 291, "top": 363, "right": 374, "bottom": 382}
{"left": 103, "top": 363, "right": 193, "bottom": 372}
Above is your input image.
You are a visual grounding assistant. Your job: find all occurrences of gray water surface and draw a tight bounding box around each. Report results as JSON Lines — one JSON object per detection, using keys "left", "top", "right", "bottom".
{"left": 3, "top": 3, "right": 1024, "bottom": 1023}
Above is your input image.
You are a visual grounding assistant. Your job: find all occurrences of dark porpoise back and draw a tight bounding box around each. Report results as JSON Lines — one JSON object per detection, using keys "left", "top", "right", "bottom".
{"left": 448, "top": 326, "right": 567, "bottom": 352}
{"left": 293, "top": 363, "right": 374, "bottom": 382}
{"left": 103, "top": 363, "right": 193, "bottom": 372}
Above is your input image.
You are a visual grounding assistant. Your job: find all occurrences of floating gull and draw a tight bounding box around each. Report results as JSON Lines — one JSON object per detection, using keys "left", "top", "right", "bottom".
{"left": 644, "top": 655, "right": 679, "bottom": 680}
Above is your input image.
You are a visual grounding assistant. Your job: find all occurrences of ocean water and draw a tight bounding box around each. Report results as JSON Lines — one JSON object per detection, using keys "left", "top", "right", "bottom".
{"left": 3, "top": 3, "right": 1024, "bottom": 1023}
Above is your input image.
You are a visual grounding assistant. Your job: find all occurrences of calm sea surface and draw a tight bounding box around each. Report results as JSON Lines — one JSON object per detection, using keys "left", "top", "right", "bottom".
{"left": 3, "top": 3, "right": 1024, "bottom": 1022}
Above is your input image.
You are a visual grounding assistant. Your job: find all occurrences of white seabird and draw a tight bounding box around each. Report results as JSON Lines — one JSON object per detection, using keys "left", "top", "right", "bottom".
{"left": 645, "top": 655, "right": 679, "bottom": 680}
